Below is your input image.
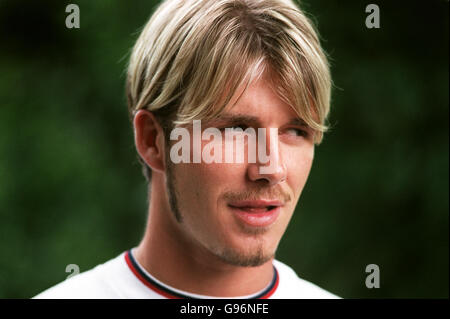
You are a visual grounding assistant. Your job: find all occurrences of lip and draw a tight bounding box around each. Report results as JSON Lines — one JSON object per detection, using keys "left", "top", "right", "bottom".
{"left": 228, "top": 200, "right": 283, "bottom": 227}
{"left": 228, "top": 200, "right": 283, "bottom": 208}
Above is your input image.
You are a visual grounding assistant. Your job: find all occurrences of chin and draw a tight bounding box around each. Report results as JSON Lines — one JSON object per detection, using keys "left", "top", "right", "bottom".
{"left": 216, "top": 246, "right": 275, "bottom": 267}
{"left": 212, "top": 236, "right": 278, "bottom": 267}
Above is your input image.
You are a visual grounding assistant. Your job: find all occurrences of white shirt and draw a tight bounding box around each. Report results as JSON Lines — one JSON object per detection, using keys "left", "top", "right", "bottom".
{"left": 34, "top": 249, "right": 339, "bottom": 299}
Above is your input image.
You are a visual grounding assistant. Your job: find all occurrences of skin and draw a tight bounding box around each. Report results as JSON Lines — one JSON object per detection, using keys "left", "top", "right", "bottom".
{"left": 133, "top": 74, "right": 315, "bottom": 297}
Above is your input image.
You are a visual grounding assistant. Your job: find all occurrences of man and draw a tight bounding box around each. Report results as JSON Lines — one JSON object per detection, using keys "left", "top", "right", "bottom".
{"left": 35, "top": 0, "right": 338, "bottom": 298}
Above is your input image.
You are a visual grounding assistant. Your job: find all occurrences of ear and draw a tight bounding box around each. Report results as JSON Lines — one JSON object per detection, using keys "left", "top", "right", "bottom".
{"left": 133, "top": 110, "right": 166, "bottom": 174}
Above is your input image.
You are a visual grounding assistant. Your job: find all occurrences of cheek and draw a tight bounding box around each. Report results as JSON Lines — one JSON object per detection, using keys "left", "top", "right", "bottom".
{"left": 171, "top": 163, "right": 242, "bottom": 243}
{"left": 173, "top": 162, "right": 245, "bottom": 208}
{"left": 286, "top": 147, "right": 314, "bottom": 192}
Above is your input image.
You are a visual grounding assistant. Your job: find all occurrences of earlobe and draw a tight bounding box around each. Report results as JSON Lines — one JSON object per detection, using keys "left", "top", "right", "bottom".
{"left": 133, "top": 110, "right": 165, "bottom": 173}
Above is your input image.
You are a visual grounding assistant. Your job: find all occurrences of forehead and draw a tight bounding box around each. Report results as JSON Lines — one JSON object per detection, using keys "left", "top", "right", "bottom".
{"left": 215, "top": 75, "right": 304, "bottom": 125}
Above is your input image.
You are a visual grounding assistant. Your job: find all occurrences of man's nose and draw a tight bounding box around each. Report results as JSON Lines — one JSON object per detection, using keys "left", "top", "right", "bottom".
{"left": 247, "top": 128, "right": 287, "bottom": 186}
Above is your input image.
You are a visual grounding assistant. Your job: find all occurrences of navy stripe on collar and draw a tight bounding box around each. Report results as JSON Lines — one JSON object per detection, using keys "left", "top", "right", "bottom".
{"left": 125, "top": 249, "right": 279, "bottom": 299}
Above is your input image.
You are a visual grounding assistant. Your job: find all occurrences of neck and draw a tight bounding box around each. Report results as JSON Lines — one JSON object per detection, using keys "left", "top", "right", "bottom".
{"left": 134, "top": 173, "right": 274, "bottom": 297}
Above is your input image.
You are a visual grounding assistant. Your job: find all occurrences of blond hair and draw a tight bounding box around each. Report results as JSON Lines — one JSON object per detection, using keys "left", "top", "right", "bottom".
{"left": 126, "top": 0, "right": 332, "bottom": 180}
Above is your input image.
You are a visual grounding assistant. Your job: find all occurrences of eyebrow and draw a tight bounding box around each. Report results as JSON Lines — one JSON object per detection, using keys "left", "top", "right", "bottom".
{"left": 208, "top": 113, "right": 308, "bottom": 127}
{"left": 286, "top": 118, "right": 308, "bottom": 127}
{"left": 207, "top": 114, "right": 261, "bottom": 127}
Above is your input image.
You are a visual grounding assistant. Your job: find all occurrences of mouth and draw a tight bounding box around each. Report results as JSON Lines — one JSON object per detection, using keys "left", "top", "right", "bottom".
{"left": 228, "top": 200, "right": 283, "bottom": 227}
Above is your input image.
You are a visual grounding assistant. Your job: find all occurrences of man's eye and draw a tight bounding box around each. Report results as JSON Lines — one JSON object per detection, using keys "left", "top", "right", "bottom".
{"left": 286, "top": 128, "right": 308, "bottom": 137}
{"left": 230, "top": 125, "right": 248, "bottom": 131}
{"left": 220, "top": 125, "right": 248, "bottom": 131}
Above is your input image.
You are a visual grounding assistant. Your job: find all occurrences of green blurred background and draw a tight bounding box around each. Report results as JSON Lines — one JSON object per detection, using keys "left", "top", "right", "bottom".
{"left": 0, "top": 0, "right": 448, "bottom": 298}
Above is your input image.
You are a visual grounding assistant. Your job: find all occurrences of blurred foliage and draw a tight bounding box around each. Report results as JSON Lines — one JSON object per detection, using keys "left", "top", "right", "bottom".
{"left": 0, "top": 0, "right": 448, "bottom": 298}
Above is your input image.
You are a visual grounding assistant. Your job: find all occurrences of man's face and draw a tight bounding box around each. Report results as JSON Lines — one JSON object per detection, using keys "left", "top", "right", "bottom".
{"left": 165, "top": 76, "right": 315, "bottom": 267}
